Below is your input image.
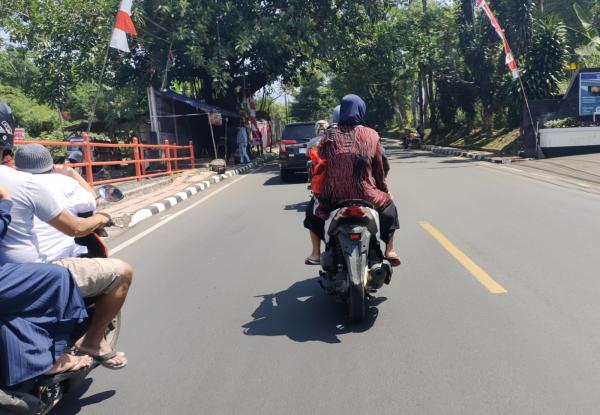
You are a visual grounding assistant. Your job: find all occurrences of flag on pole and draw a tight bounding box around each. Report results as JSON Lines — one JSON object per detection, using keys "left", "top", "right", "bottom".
{"left": 109, "top": 0, "right": 137, "bottom": 53}
{"left": 476, "top": 0, "right": 520, "bottom": 79}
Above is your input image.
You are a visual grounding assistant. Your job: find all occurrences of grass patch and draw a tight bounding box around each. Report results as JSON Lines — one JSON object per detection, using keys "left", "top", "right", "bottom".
{"left": 427, "top": 128, "right": 522, "bottom": 156}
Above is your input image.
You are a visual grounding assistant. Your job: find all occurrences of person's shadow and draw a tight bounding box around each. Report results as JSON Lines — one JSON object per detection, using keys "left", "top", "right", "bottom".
{"left": 242, "top": 277, "right": 386, "bottom": 344}
{"left": 51, "top": 378, "right": 115, "bottom": 414}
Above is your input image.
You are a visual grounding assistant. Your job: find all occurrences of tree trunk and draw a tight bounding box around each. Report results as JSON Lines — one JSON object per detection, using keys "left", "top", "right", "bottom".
{"left": 418, "top": 71, "right": 425, "bottom": 130}
{"left": 482, "top": 105, "right": 494, "bottom": 139}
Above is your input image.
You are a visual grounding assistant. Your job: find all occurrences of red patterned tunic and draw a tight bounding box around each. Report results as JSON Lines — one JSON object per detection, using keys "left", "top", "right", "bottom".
{"left": 316, "top": 125, "right": 390, "bottom": 220}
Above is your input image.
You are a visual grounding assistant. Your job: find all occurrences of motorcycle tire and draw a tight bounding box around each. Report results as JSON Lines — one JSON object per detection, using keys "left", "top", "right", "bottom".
{"left": 348, "top": 282, "right": 366, "bottom": 322}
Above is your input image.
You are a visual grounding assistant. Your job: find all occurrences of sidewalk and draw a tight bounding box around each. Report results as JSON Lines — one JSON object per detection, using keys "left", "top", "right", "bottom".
{"left": 100, "top": 153, "right": 277, "bottom": 228}
{"left": 420, "top": 144, "right": 600, "bottom": 188}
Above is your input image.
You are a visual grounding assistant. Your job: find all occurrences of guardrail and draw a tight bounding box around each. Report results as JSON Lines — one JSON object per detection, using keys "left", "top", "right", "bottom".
{"left": 14, "top": 136, "right": 196, "bottom": 186}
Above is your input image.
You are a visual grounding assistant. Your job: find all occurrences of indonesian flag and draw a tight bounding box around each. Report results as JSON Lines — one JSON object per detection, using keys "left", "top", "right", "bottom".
{"left": 110, "top": 0, "right": 137, "bottom": 53}
{"left": 476, "top": 0, "right": 520, "bottom": 79}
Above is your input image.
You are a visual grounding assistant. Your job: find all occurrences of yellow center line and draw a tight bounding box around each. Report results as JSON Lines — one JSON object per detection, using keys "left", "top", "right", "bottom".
{"left": 420, "top": 222, "right": 507, "bottom": 295}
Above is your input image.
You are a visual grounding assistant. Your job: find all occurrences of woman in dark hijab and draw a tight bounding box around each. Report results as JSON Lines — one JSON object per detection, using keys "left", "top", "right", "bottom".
{"left": 304, "top": 94, "right": 400, "bottom": 266}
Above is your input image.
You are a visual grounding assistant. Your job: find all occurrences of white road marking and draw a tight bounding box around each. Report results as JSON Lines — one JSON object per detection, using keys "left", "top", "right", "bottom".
{"left": 111, "top": 175, "right": 249, "bottom": 255}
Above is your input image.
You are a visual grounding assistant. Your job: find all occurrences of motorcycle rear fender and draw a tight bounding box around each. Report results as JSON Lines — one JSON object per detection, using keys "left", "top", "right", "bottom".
{"left": 335, "top": 228, "right": 370, "bottom": 286}
{"left": 324, "top": 207, "right": 381, "bottom": 244}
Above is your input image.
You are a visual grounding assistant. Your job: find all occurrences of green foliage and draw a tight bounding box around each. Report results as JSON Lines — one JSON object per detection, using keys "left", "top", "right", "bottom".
{"left": 523, "top": 16, "right": 568, "bottom": 99}
{"left": 0, "top": 0, "right": 116, "bottom": 106}
{"left": 543, "top": 117, "right": 580, "bottom": 128}
{"left": 291, "top": 73, "right": 337, "bottom": 122}
{"left": 0, "top": 84, "right": 59, "bottom": 136}
{"left": 137, "top": 0, "right": 395, "bottom": 108}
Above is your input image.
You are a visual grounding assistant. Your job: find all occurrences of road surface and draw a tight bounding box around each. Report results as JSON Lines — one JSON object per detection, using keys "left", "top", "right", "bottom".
{"left": 55, "top": 144, "right": 600, "bottom": 414}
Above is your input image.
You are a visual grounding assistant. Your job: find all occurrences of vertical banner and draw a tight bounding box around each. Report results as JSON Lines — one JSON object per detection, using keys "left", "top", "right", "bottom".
{"left": 476, "top": 0, "right": 520, "bottom": 79}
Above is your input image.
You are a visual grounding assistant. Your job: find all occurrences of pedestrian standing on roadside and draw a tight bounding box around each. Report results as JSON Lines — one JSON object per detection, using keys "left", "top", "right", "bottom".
{"left": 237, "top": 121, "right": 251, "bottom": 164}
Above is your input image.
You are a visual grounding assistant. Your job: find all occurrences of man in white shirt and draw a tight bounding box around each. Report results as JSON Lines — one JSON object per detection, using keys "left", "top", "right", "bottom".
{"left": 26, "top": 163, "right": 97, "bottom": 262}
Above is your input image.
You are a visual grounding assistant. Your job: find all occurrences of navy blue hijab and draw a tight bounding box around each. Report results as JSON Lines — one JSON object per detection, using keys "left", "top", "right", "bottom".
{"left": 338, "top": 94, "right": 366, "bottom": 126}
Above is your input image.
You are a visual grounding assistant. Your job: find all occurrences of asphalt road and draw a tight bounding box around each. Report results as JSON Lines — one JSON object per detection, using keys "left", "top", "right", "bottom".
{"left": 55, "top": 145, "right": 600, "bottom": 414}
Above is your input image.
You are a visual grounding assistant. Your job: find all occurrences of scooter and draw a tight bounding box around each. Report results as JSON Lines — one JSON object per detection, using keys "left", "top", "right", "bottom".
{"left": 318, "top": 200, "right": 393, "bottom": 322}
{"left": 0, "top": 185, "right": 124, "bottom": 415}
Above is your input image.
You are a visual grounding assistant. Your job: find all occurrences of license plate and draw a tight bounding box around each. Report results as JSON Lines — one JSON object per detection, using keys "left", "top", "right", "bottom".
{"left": 299, "top": 148, "right": 307, "bottom": 154}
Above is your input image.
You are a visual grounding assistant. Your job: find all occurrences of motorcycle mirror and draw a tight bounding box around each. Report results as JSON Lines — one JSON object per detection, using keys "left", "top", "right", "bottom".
{"left": 97, "top": 185, "right": 124, "bottom": 202}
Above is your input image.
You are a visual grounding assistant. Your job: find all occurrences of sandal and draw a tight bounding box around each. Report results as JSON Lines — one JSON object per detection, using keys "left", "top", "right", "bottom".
{"left": 305, "top": 257, "right": 320, "bottom": 266}
{"left": 78, "top": 349, "right": 128, "bottom": 370}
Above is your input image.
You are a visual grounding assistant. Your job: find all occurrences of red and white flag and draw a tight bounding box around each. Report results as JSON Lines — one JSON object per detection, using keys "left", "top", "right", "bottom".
{"left": 109, "top": 0, "right": 137, "bottom": 53}
{"left": 476, "top": 0, "right": 520, "bottom": 79}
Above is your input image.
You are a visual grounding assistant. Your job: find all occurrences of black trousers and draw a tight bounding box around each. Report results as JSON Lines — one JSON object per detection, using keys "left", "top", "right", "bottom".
{"left": 304, "top": 198, "right": 399, "bottom": 243}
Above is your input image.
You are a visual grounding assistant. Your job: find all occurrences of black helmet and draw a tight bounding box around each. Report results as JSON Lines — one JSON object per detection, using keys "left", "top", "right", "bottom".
{"left": 0, "top": 102, "right": 15, "bottom": 150}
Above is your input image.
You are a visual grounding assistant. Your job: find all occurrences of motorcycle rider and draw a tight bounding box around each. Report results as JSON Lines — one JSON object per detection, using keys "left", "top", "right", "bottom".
{"left": 304, "top": 110, "right": 340, "bottom": 265}
{"left": 0, "top": 185, "right": 92, "bottom": 388}
{"left": 0, "top": 110, "right": 131, "bottom": 369}
{"left": 304, "top": 94, "right": 400, "bottom": 266}
{"left": 14, "top": 144, "right": 97, "bottom": 262}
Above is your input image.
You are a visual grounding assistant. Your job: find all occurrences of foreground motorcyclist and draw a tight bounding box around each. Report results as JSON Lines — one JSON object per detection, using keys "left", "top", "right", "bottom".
{"left": 304, "top": 94, "right": 400, "bottom": 266}
{"left": 0, "top": 103, "right": 131, "bottom": 369}
{"left": 0, "top": 185, "right": 92, "bottom": 388}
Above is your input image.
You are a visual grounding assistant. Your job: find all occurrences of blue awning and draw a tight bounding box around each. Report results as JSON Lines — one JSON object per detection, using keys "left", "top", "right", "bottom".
{"left": 158, "top": 90, "right": 239, "bottom": 119}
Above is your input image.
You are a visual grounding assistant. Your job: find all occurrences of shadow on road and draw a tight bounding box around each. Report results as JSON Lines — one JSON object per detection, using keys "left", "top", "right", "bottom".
{"left": 264, "top": 174, "right": 308, "bottom": 186}
{"left": 242, "top": 277, "right": 386, "bottom": 344}
{"left": 52, "top": 378, "right": 116, "bottom": 414}
{"left": 284, "top": 201, "right": 309, "bottom": 212}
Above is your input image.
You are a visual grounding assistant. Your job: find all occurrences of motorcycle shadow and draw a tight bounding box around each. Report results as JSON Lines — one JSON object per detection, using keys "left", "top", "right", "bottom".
{"left": 51, "top": 378, "right": 115, "bottom": 414}
{"left": 242, "top": 277, "right": 387, "bottom": 344}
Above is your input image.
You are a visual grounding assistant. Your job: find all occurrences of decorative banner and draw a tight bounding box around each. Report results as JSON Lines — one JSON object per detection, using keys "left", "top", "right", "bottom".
{"left": 110, "top": 0, "right": 137, "bottom": 53}
{"left": 476, "top": 0, "right": 520, "bottom": 79}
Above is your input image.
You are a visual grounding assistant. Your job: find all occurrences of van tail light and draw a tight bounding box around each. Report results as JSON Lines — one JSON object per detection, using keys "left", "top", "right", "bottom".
{"left": 280, "top": 139, "right": 297, "bottom": 153}
{"left": 340, "top": 206, "right": 367, "bottom": 217}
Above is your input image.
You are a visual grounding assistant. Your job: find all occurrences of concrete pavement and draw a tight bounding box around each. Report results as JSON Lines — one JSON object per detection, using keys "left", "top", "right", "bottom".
{"left": 53, "top": 148, "right": 600, "bottom": 414}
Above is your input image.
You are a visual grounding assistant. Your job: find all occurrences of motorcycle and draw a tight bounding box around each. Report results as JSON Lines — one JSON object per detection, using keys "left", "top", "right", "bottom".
{"left": 319, "top": 199, "right": 393, "bottom": 322}
{"left": 0, "top": 185, "right": 124, "bottom": 415}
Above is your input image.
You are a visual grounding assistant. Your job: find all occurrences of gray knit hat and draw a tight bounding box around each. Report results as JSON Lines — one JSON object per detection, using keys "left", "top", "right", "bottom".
{"left": 15, "top": 144, "right": 53, "bottom": 174}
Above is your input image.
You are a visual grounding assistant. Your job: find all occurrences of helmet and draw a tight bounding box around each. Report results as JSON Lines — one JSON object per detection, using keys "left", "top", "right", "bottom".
{"left": 331, "top": 105, "right": 341, "bottom": 124}
{"left": 0, "top": 102, "right": 15, "bottom": 150}
{"left": 315, "top": 120, "right": 329, "bottom": 135}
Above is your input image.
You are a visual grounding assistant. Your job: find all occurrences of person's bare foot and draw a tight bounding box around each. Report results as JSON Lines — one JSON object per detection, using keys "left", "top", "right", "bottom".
{"left": 384, "top": 251, "right": 401, "bottom": 267}
{"left": 77, "top": 339, "right": 127, "bottom": 369}
{"left": 46, "top": 353, "right": 92, "bottom": 375}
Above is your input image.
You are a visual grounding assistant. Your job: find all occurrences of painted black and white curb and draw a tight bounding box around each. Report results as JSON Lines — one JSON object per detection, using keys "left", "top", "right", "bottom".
{"left": 128, "top": 155, "right": 274, "bottom": 227}
{"left": 421, "top": 145, "right": 515, "bottom": 164}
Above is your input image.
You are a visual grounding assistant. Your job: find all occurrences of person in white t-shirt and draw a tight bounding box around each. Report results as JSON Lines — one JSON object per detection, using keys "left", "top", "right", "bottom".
{"left": 14, "top": 146, "right": 97, "bottom": 262}
{"left": 31, "top": 164, "right": 97, "bottom": 262}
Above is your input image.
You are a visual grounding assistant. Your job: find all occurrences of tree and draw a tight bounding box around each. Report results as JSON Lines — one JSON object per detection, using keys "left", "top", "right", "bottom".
{"left": 291, "top": 73, "right": 337, "bottom": 122}
{"left": 136, "top": 0, "right": 395, "bottom": 109}
{"left": 523, "top": 16, "right": 568, "bottom": 99}
{"left": 0, "top": 0, "right": 116, "bottom": 108}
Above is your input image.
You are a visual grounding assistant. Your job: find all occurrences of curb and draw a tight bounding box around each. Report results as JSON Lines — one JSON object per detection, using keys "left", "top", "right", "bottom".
{"left": 421, "top": 145, "right": 519, "bottom": 165}
{"left": 128, "top": 154, "right": 276, "bottom": 227}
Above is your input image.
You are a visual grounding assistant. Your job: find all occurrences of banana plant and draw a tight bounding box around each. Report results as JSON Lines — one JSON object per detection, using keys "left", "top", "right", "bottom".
{"left": 573, "top": 2, "right": 600, "bottom": 56}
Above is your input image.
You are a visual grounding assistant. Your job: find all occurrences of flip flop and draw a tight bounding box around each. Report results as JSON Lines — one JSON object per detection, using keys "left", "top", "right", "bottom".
{"left": 305, "top": 257, "right": 320, "bottom": 266}
{"left": 79, "top": 349, "right": 128, "bottom": 370}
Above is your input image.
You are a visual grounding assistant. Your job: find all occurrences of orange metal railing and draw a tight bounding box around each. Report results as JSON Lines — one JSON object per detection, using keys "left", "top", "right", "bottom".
{"left": 14, "top": 136, "right": 196, "bottom": 186}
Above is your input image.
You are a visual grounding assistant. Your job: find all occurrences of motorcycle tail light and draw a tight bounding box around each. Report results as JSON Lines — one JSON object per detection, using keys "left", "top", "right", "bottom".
{"left": 349, "top": 233, "right": 362, "bottom": 240}
{"left": 341, "top": 206, "right": 366, "bottom": 217}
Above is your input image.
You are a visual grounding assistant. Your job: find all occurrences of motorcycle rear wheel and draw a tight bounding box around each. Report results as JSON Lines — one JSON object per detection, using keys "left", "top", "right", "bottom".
{"left": 348, "top": 283, "right": 366, "bottom": 322}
